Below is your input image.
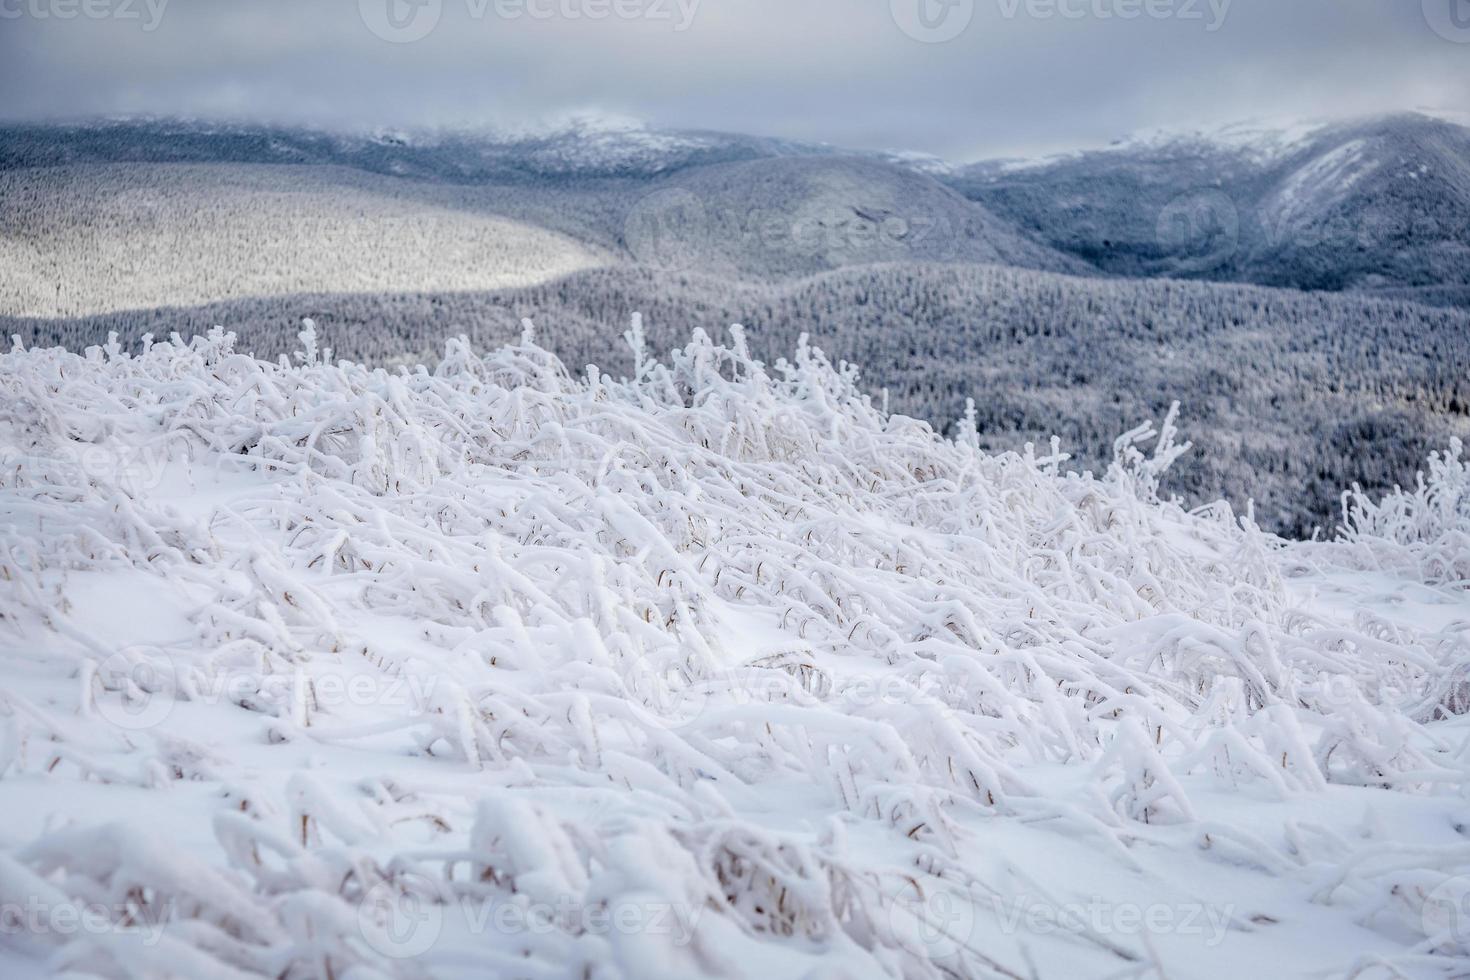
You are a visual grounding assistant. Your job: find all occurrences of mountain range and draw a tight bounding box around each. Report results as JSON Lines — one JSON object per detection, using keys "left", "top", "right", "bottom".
{"left": 5, "top": 111, "right": 1465, "bottom": 303}
{"left": 952, "top": 112, "right": 1470, "bottom": 306}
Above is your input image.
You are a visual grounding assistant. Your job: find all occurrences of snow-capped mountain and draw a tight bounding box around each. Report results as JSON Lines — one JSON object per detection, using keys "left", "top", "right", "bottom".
{"left": 9, "top": 113, "right": 1465, "bottom": 307}
{"left": 948, "top": 112, "right": 1470, "bottom": 304}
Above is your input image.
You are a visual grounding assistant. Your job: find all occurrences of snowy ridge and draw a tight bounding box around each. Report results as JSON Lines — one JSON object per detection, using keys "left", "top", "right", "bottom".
{"left": 1, "top": 323, "right": 1469, "bottom": 978}
{"left": 983, "top": 117, "right": 1332, "bottom": 172}
{"left": 1111, "top": 118, "right": 1330, "bottom": 163}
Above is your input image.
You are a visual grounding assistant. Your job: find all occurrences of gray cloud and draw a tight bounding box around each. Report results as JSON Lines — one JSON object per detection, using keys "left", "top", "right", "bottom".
{"left": 1, "top": 0, "right": 1466, "bottom": 159}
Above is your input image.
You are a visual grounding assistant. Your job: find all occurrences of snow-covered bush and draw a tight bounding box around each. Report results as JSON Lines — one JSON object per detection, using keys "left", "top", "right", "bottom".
{"left": 1329, "top": 439, "right": 1470, "bottom": 587}
{"left": 1, "top": 322, "right": 1467, "bottom": 978}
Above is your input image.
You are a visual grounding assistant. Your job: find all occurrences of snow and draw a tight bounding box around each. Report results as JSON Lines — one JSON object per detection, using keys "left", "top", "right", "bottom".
{"left": 984, "top": 117, "right": 1331, "bottom": 172}
{"left": 0, "top": 165, "right": 606, "bottom": 319}
{"left": 1132, "top": 118, "right": 1330, "bottom": 164}
{"left": 877, "top": 151, "right": 956, "bottom": 177}
{"left": 1, "top": 322, "right": 1468, "bottom": 978}
{"left": 1268, "top": 139, "right": 1378, "bottom": 225}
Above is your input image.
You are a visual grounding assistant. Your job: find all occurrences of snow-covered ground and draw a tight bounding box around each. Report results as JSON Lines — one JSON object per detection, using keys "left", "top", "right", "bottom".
{"left": 1, "top": 322, "right": 1468, "bottom": 979}
{"left": 0, "top": 165, "right": 605, "bottom": 319}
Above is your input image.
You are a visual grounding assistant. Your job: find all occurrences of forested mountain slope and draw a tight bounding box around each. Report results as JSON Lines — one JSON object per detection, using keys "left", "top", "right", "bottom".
{"left": 0, "top": 130, "right": 1086, "bottom": 317}
{"left": 0, "top": 163, "right": 606, "bottom": 317}
{"left": 950, "top": 113, "right": 1470, "bottom": 305}
{"left": 9, "top": 115, "right": 1467, "bottom": 305}
{"left": 619, "top": 155, "right": 1088, "bottom": 277}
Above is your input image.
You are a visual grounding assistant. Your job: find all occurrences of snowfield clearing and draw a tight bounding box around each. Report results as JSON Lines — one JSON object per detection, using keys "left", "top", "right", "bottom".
{"left": 0, "top": 165, "right": 605, "bottom": 318}
{"left": 1, "top": 321, "right": 1468, "bottom": 979}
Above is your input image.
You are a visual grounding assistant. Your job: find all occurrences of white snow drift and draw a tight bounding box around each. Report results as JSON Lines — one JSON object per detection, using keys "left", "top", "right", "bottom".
{"left": 0, "top": 322, "right": 1468, "bottom": 979}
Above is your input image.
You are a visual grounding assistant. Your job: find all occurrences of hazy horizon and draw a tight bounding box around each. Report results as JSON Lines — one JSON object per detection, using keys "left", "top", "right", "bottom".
{"left": 3, "top": 0, "right": 1468, "bottom": 160}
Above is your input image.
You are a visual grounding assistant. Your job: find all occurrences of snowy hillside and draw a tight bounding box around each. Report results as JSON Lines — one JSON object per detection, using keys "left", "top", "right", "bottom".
{"left": 620, "top": 156, "right": 1086, "bottom": 276}
{"left": 0, "top": 165, "right": 605, "bottom": 319}
{"left": 2, "top": 324, "right": 1469, "bottom": 979}
{"left": 950, "top": 112, "right": 1470, "bottom": 304}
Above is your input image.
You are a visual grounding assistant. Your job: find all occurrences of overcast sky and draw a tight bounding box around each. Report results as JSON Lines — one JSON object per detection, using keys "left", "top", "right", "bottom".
{"left": 2, "top": 0, "right": 1467, "bottom": 160}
